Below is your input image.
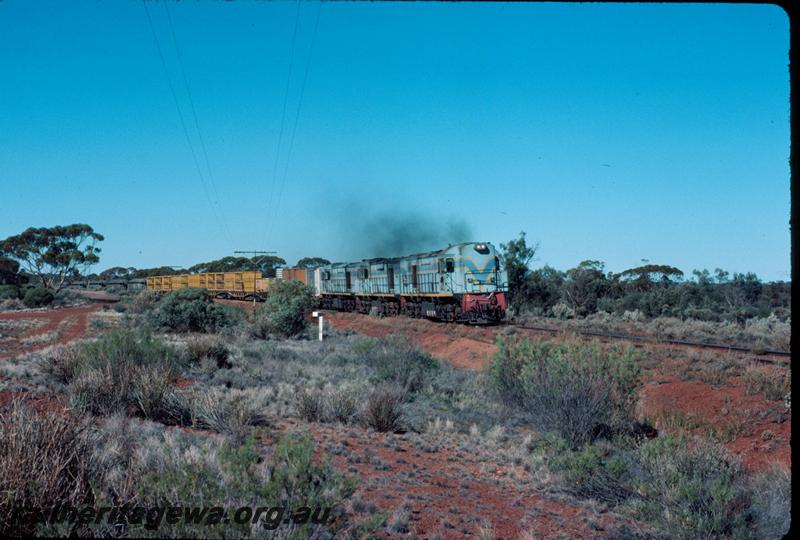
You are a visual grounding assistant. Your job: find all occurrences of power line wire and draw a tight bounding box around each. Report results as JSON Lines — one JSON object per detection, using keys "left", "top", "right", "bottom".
{"left": 141, "top": 0, "right": 233, "bottom": 245}
{"left": 266, "top": 1, "right": 322, "bottom": 242}
{"left": 262, "top": 0, "right": 302, "bottom": 248}
{"left": 162, "top": 0, "right": 233, "bottom": 244}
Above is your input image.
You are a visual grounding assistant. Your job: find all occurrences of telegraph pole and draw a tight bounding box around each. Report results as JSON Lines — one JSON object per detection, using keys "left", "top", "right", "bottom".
{"left": 233, "top": 250, "right": 277, "bottom": 305}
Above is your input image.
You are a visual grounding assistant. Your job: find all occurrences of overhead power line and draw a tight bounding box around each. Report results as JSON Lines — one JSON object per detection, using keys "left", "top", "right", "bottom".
{"left": 141, "top": 0, "right": 234, "bottom": 245}
{"left": 265, "top": 1, "right": 322, "bottom": 243}
{"left": 162, "top": 0, "right": 233, "bottom": 243}
{"left": 262, "top": 0, "right": 302, "bottom": 248}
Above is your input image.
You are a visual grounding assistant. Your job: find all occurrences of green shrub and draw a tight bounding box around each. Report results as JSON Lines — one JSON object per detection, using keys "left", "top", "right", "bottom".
{"left": 325, "top": 387, "right": 360, "bottom": 424}
{"left": 151, "top": 288, "right": 242, "bottom": 333}
{"left": 71, "top": 327, "right": 180, "bottom": 377}
{"left": 186, "top": 388, "right": 269, "bottom": 442}
{"left": 294, "top": 385, "right": 325, "bottom": 422}
{"left": 633, "top": 435, "right": 750, "bottom": 540}
{"left": 66, "top": 328, "right": 184, "bottom": 420}
{"left": 0, "top": 285, "right": 20, "bottom": 300}
{"left": 22, "top": 286, "right": 54, "bottom": 308}
{"left": 743, "top": 364, "right": 791, "bottom": 401}
{"left": 547, "top": 438, "right": 633, "bottom": 505}
{"left": 134, "top": 434, "right": 356, "bottom": 538}
{"left": 254, "top": 280, "right": 315, "bottom": 338}
{"left": 358, "top": 335, "right": 439, "bottom": 392}
{"left": 748, "top": 465, "right": 791, "bottom": 539}
{"left": 52, "top": 288, "right": 88, "bottom": 308}
{"left": 488, "top": 337, "right": 641, "bottom": 447}
{"left": 0, "top": 399, "right": 93, "bottom": 537}
{"left": 184, "top": 336, "right": 231, "bottom": 368}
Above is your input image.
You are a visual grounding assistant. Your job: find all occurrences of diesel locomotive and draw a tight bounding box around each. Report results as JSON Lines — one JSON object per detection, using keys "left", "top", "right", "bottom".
{"left": 315, "top": 242, "right": 508, "bottom": 324}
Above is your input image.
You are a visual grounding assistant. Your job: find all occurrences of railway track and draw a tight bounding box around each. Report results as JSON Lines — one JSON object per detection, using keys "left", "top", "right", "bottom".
{"left": 226, "top": 300, "right": 791, "bottom": 365}
{"left": 509, "top": 322, "right": 791, "bottom": 365}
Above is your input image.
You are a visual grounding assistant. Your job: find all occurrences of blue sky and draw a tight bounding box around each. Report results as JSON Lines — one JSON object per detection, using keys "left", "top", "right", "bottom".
{"left": 0, "top": 1, "right": 790, "bottom": 280}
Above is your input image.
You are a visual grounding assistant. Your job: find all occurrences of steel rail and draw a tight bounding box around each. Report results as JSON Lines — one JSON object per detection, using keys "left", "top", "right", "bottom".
{"left": 510, "top": 322, "right": 791, "bottom": 362}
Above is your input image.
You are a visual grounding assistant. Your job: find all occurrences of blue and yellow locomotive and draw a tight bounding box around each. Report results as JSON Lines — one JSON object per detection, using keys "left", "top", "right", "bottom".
{"left": 315, "top": 242, "right": 508, "bottom": 324}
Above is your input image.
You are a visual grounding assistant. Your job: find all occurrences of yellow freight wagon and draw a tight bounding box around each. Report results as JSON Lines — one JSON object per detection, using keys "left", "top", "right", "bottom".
{"left": 146, "top": 271, "right": 269, "bottom": 300}
{"left": 256, "top": 277, "right": 277, "bottom": 292}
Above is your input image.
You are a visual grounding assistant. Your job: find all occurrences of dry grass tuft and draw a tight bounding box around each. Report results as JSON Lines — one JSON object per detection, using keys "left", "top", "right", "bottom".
{"left": 0, "top": 399, "right": 93, "bottom": 537}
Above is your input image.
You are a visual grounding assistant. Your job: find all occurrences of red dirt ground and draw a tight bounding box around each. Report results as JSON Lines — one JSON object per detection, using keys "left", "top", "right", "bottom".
{"left": 327, "top": 312, "right": 498, "bottom": 370}
{"left": 638, "top": 377, "right": 791, "bottom": 472}
{"left": 270, "top": 419, "right": 623, "bottom": 539}
{"left": 327, "top": 312, "right": 791, "bottom": 474}
{"left": 2, "top": 304, "right": 789, "bottom": 538}
{"left": 0, "top": 387, "right": 67, "bottom": 413}
{"left": 0, "top": 303, "right": 107, "bottom": 360}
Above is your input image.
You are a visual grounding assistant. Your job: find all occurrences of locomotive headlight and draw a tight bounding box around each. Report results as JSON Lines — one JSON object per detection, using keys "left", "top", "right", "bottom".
{"left": 474, "top": 243, "right": 489, "bottom": 254}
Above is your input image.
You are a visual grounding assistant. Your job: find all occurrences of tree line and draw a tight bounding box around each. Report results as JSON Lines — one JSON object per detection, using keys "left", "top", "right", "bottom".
{"left": 1, "top": 225, "right": 790, "bottom": 323}
{"left": 0, "top": 224, "right": 332, "bottom": 291}
{"left": 94, "top": 256, "right": 332, "bottom": 280}
{"left": 500, "top": 232, "right": 790, "bottom": 323}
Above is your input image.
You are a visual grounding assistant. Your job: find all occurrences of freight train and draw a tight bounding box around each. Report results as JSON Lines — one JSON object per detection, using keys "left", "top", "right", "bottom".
{"left": 146, "top": 242, "right": 509, "bottom": 324}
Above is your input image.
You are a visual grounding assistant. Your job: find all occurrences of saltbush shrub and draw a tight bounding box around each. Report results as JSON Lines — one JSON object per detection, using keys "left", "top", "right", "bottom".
{"left": 0, "top": 298, "right": 24, "bottom": 311}
{"left": 253, "top": 280, "right": 315, "bottom": 338}
{"left": 546, "top": 437, "right": 633, "bottom": 505}
{"left": 187, "top": 388, "right": 269, "bottom": 442}
{"left": 542, "top": 433, "right": 784, "bottom": 539}
{"left": 128, "top": 289, "right": 161, "bottom": 314}
{"left": 52, "top": 288, "right": 88, "bottom": 308}
{"left": 325, "top": 386, "right": 360, "bottom": 424}
{"left": 294, "top": 385, "right": 325, "bottom": 422}
{"left": 355, "top": 336, "right": 439, "bottom": 392}
{"left": 150, "top": 288, "right": 241, "bottom": 333}
{"left": 184, "top": 336, "right": 231, "bottom": 368}
{"left": 66, "top": 328, "right": 184, "bottom": 420}
{"left": 742, "top": 364, "right": 791, "bottom": 401}
{"left": 488, "top": 337, "right": 641, "bottom": 447}
{"left": 22, "top": 286, "right": 54, "bottom": 308}
{"left": 133, "top": 434, "right": 356, "bottom": 538}
{"left": 634, "top": 435, "right": 751, "bottom": 540}
{"left": 43, "top": 345, "right": 83, "bottom": 384}
{"left": 748, "top": 465, "right": 792, "bottom": 539}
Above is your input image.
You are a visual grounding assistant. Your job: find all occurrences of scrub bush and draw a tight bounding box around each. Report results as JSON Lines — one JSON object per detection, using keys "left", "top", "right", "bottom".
{"left": 363, "top": 385, "right": 405, "bottom": 433}
{"left": 0, "top": 285, "right": 21, "bottom": 300}
{"left": 151, "top": 288, "right": 241, "bottom": 333}
{"left": 355, "top": 335, "right": 439, "bottom": 392}
{"left": 253, "top": 279, "right": 315, "bottom": 338}
{"left": 133, "top": 434, "right": 356, "bottom": 538}
{"left": 488, "top": 336, "right": 641, "bottom": 447}
{"left": 633, "top": 435, "right": 751, "bottom": 540}
{"left": 65, "top": 328, "right": 184, "bottom": 420}
{"left": 22, "top": 286, "right": 54, "bottom": 308}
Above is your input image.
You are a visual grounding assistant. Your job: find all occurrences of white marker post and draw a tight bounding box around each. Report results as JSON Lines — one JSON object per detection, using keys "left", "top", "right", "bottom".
{"left": 312, "top": 311, "right": 323, "bottom": 341}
